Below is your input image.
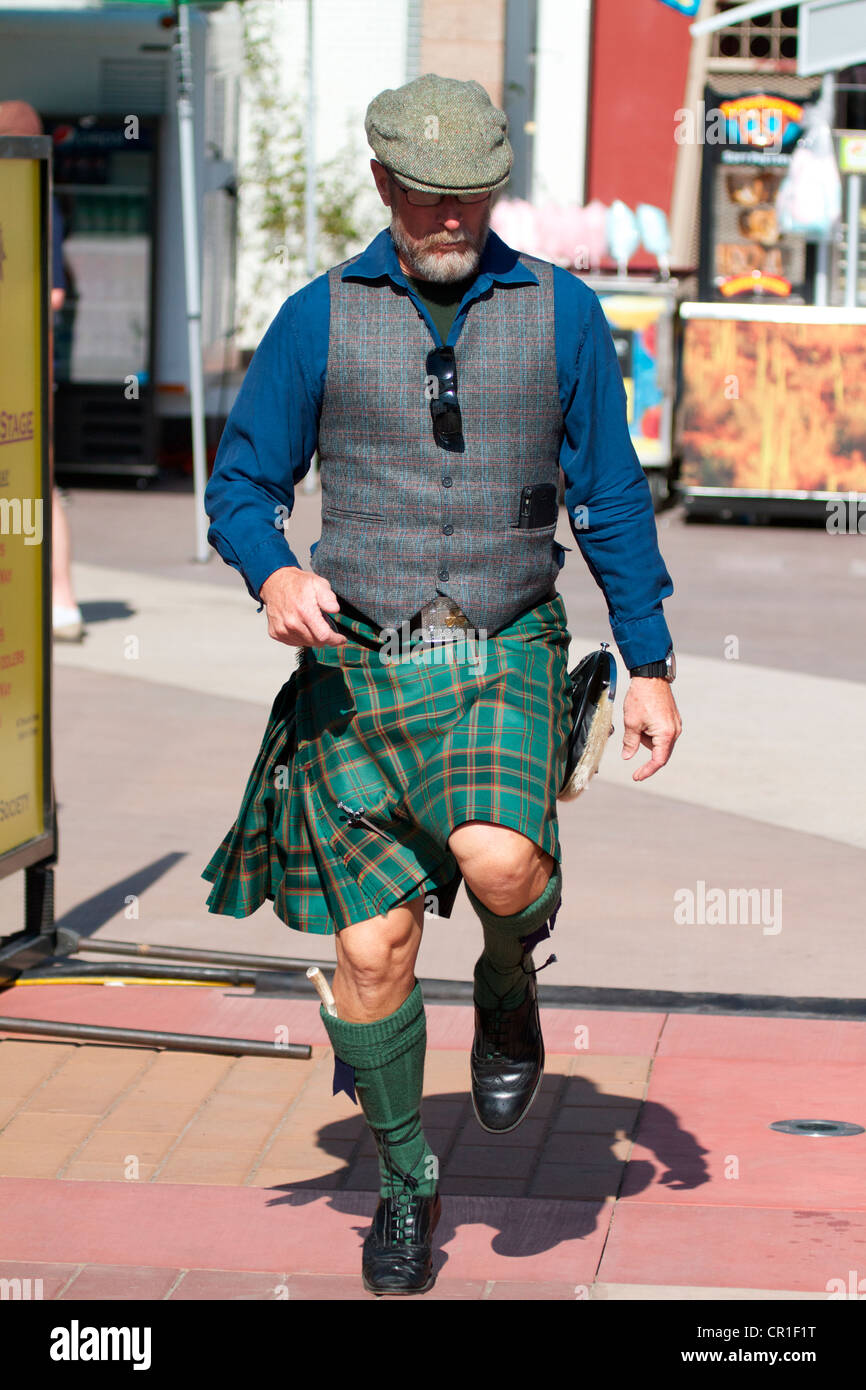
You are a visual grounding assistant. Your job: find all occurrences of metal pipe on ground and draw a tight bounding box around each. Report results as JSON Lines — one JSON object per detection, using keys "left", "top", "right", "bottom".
{"left": 60, "top": 933, "right": 333, "bottom": 974}
{"left": 0, "top": 1016, "right": 311, "bottom": 1058}
{"left": 18, "top": 959, "right": 272, "bottom": 987}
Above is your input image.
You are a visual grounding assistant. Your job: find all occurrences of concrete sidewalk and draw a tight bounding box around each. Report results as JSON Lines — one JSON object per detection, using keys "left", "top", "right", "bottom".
{"left": 1, "top": 983, "right": 862, "bottom": 1300}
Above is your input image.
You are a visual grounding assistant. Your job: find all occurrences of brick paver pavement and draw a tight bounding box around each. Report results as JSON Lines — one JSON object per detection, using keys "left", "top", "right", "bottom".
{"left": 1, "top": 983, "right": 864, "bottom": 1299}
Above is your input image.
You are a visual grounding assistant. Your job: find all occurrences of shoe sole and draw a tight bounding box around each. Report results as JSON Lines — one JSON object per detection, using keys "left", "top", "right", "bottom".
{"left": 362, "top": 1272, "right": 437, "bottom": 1297}
{"left": 470, "top": 1045, "right": 545, "bottom": 1135}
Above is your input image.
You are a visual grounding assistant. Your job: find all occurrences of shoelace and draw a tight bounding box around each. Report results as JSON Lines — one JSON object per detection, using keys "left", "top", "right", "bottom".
{"left": 484, "top": 1009, "right": 512, "bottom": 1058}
{"left": 479, "top": 949, "right": 556, "bottom": 1059}
{"left": 521, "top": 951, "right": 557, "bottom": 978}
{"left": 376, "top": 1132, "right": 423, "bottom": 1244}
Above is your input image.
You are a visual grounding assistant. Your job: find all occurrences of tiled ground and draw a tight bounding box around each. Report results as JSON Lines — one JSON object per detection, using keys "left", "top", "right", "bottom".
{"left": 0, "top": 984, "right": 864, "bottom": 1299}
{"left": 0, "top": 1038, "right": 644, "bottom": 1199}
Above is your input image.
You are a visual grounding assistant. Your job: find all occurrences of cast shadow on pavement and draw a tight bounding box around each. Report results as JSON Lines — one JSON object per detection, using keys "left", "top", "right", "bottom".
{"left": 76, "top": 600, "right": 136, "bottom": 625}
{"left": 263, "top": 1075, "right": 710, "bottom": 1270}
{"left": 52, "top": 854, "right": 186, "bottom": 938}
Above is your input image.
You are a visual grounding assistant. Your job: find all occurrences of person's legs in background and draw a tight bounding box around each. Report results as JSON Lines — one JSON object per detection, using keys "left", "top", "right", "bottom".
{"left": 52, "top": 485, "right": 84, "bottom": 641}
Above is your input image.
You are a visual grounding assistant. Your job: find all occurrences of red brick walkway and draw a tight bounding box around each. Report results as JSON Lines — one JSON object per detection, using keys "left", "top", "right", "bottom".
{"left": 1, "top": 983, "right": 864, "bottom": 1299}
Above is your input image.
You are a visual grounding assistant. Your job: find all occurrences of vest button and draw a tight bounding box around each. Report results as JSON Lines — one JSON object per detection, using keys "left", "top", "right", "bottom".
{"left": 442, "top": 476, "right": 452, "bottom": 487}
{"left": 438, "top": 568, "right": 449, "bottom": 581}
{"left": 442, "top": 524, "right": 453, "bottom": 535}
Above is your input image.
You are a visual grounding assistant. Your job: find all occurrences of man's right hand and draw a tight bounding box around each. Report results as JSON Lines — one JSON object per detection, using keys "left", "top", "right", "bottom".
{"left": 258, "top": 567, "right": 347, "bottom": 648}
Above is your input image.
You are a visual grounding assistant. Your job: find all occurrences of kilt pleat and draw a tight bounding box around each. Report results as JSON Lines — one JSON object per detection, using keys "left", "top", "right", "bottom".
{"left": 202, "top": 592, "right": 572, "bottom": 935}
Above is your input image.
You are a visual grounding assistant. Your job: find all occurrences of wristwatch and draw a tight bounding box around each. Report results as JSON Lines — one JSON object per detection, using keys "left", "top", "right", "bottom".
{"left": 628, "top": 649, "right": 676, "bottom": 682}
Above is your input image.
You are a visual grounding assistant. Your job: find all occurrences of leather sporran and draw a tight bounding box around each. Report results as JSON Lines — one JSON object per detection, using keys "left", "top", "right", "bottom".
{"left": 558, "top": 643, "right": 617, "bottom": 801}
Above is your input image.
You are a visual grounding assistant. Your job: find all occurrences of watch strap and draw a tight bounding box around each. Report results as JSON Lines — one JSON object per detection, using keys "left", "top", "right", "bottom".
{"left": 629, "top": 649, "right": 675, "bottom": 680}
{"left": 629, "top": 660, "right": 668, "bottom": 678}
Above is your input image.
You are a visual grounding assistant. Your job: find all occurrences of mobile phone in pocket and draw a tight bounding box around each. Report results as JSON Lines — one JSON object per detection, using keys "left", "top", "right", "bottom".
{"left": 518, "top": 483, "right": 559, "bottom": 529}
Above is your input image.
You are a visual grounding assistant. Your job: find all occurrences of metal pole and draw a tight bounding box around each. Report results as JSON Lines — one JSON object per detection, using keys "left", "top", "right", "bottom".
{"left": 814, "top": 72, "right": 836, "bottom": 308}
{"left": 302, "top": 0, "right": 319, "bottom": 495}
{"left": 845, "top": 172, "right": 861, "bottom": 308}
{"left": 304, "top": 0, "right": 316, "bottom": 282}
{"left": 20, "top": 959, "right": 270, "bottom": 986}
{"left": 173, "top": 0, "right": 210, "bottom": 563}
{"left": 0, "top": 1016, "right": 311, "bottom": 1059}
{"left": 62, "top": 935, "right": 333, "bottom": 974}
{"left": 670, "top": 0, "right": 714, "bottom": 272}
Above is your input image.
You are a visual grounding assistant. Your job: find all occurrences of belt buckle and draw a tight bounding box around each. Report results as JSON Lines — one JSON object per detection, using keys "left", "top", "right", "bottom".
{"left": 417, "top": 595, "right": 471, "bottom": 643}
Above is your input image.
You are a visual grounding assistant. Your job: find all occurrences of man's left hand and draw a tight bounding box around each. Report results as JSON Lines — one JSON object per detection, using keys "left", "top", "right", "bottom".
{"left": 621, "top": 679, "right": 682, "bottom": 782}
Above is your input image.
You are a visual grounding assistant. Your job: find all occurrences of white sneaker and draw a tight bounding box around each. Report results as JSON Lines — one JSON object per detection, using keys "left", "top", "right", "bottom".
{"left": 52, "top": 603, "right": 84, "bottom": 641}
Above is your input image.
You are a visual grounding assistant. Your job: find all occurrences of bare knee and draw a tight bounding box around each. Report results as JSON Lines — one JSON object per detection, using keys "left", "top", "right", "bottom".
{"left": 332, "top": 896, "right": 424, "bottom": 1020}
{"left": 448, "top": 822, "right": 553, "bottom": 915}
{"left": 338, "top": 910, "right": 419, "bottom": 984}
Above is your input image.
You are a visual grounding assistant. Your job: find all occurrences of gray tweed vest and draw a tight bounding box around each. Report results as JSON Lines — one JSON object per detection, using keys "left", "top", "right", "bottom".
{"left": 311, "top": 251, "right": 564, "bottom": 636}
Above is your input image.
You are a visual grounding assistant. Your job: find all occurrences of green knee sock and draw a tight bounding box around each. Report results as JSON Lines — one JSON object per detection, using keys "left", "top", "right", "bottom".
{"left": 320, "top": 981, "right": 437, "bottom": 1200}
{"left": 467, "top": 862, "right": 562, "bottom": 1009}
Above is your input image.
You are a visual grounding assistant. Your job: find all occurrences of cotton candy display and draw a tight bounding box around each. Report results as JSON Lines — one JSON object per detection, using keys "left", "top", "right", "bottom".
{"left": 579, "top": 200, "right": 609, "bottom": 270}
{"left": 492, "top": 198, "right": 602, "bottom": 265}
{"left": 492, "top": 195, "right": 673, "bottom": 273}
{"left": 606, "top": 200, "right": 640, "bottom": 275}
{"left": 775, "top": 102, "right": 842, "bottom": 241}
{"left": 636, "top": 204, "right": 672, "bottom": 278}
{"left": 489, "top": 197, "right": 544, "bottom": 257}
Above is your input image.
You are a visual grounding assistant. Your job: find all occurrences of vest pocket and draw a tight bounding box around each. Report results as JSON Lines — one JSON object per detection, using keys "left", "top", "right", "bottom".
{"left": 321, "top": 505, "right": 386, "bottom": 523}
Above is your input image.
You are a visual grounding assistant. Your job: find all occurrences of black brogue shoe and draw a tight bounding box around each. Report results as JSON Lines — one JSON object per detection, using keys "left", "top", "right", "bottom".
{"left": 362, "top": 1189, "right": 442, "bottom": 1296}
{"left": 471, "top": 968, "right": 545, "bottom": 1134}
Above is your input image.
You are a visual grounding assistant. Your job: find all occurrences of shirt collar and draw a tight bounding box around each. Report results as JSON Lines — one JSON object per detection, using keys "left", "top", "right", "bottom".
{"left": 340, "top": 226, "right": 539, "bottom": 293}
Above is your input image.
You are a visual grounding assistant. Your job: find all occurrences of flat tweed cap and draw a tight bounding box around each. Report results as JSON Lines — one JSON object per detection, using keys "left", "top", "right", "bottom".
{"left": 365, "top": 73, "right": 513, "bottom": 195}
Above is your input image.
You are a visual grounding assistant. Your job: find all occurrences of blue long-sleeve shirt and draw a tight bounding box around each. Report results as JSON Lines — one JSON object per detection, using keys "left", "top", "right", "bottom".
{"left": 205, "top": 227, "right": 674, "bottom": 671}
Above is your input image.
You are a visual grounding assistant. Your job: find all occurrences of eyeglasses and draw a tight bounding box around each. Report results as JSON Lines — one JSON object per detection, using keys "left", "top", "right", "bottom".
{"left": 394, "top": 179, "right": 491, "bottom": 207}
{"left": 426, "top": 346, "right": 462, "bottom": 448}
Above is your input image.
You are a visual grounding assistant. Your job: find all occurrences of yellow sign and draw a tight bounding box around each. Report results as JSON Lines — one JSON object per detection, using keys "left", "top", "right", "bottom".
{"left": 0, "top": 158, "right": 45, "bottom": 858}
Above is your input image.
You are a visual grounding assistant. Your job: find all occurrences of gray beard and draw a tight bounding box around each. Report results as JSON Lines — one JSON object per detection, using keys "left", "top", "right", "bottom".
{"left": 390, "top": 213, "right": 489, "bottom": 283}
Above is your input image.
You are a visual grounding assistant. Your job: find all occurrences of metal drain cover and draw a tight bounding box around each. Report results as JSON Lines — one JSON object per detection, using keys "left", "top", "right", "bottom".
{"left": 770, "top": 1119, "right": 865, "bottom": 1137}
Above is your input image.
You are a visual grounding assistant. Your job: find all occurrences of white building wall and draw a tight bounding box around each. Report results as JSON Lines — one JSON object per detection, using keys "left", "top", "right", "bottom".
{"left": 236, "top": 0, "right": 410, "bottom": 346}
{"left": 532, "top": 0, "right": 592, "bottom": 208}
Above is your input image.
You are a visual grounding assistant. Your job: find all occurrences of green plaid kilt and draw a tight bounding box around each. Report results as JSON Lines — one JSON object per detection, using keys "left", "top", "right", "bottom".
{"left": 201, "top": 590, "right": 572, "bottom": 935}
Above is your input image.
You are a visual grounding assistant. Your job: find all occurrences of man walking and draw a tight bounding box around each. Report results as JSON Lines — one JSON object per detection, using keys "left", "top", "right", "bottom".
{"left": 203, "top": 74, "right": 681, "bottom": 1296}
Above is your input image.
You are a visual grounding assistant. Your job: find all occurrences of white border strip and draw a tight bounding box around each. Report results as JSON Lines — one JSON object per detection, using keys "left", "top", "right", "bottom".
{"left": 679, "top": 300, "right": 866, "bottom": 324}
{"left": 682, "top": 485, "right": 866, "bottom": 498}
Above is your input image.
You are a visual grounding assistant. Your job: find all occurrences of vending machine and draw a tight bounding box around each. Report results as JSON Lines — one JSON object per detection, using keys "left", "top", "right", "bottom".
{"left": 49, "top": 114, "right": 159, "bottom": 482}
